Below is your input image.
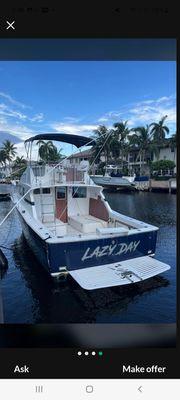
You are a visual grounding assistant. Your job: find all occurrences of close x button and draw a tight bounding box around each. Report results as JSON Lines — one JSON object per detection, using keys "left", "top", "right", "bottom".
{"left": 6, "top": 20, "right": 15, "bottom": 30}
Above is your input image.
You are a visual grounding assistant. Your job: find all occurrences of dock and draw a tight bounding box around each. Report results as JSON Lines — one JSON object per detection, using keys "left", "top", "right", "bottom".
{"left": 135, "top": 178, "right": 176, "bottom": 193}
{"left": 149, "top": 178, "right": 176, "bottom": 193}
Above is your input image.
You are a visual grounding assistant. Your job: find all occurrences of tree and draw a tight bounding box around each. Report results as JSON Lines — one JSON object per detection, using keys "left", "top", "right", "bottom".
{"left": 2, "top": 140, "right": 17, "bottom": 165}
{"left": 151, "top": 159, "right": 175, "bottom": 176}
{"left": 49, "top": 146, "right": 64, "bottom": 162}
{"left": 150, "top": 115, "right": 169, "bottom": 142}
{"left": 111, "top": 121, "right": 130, "bottom": 167}
{"left": 12, "top": 156, "right": 27, "bottom": 179}
{"left": 0, "top": 149, "right": 7, "bottom": 166}
{"left": 37, "top": 140, "right": 63, "bottom": 163}
{"left": 128, "top": 125, "right": 153, "bottom": 175}
{"left": 91, "top": 125, "right": 111, "bottom": 165}
{"left": 14, "top": 156, "right": 27, "bottom": 166}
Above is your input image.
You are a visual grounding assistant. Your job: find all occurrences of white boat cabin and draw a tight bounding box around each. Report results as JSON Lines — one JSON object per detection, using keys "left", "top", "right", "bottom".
{"left": 16, "top": 162, "right": 157, "bottom": 241}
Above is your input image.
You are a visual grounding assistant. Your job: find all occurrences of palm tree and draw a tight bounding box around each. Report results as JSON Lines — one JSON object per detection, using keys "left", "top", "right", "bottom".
{"left": 14, "top": 156, "right": 27, "bottom": 166}
{"left": 150, "top": 115, "right": 169, "bottom": 142}
{"left": 91, "top": 125, "right": 111, "bottom": 164}
{"left": 12, "top": 156, "right": 27, "bottom": 179}
{"left": 0, "top": 149, "right": 7, "bottom": 166}
{"left": 111, "top": 121, "right": 130, "bottom": 168}
{"left": 50, "top": 146, "right": 64, "bottom": 162}
{"left": 37, "top": 140, "right": 63, "bottom": 163}
{"left": 2, "top": 140, "right": 17, "bottom": 164}
{"left": 128, "top": 125, "right": 153, "bottom": 175}
{"left": 149, "top": 116, "right": 170, "bottom": 160}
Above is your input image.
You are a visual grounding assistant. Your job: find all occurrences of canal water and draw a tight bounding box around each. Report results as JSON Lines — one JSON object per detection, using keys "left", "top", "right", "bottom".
{"left": 0, "top": 184, "right": 176, "bottom": 324}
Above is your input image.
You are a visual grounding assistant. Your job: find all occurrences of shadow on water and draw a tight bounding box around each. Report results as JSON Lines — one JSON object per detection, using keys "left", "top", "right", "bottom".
{"left": 12, "top": 234, "right": 170, "bottom": 324}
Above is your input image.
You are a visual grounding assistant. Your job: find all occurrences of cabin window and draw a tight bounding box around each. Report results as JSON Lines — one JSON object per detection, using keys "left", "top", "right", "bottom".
{"left": 34, "top": 189, "right": 40, "bottom": 195}
{"left": 72, "top": 187, "right": 87, "bottom": 198}
{"left": 56, "top": 187, "right": 66, "bottom": 199}
{"left": 33, "top": 188, "right": 50, "bottom": 195}
{"left": 42, "top": 188, "right": 51, "bottom": 194}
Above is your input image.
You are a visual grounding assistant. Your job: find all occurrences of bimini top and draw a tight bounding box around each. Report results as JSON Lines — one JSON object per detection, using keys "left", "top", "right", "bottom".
{"left": 25, "top": 133, "right": 95, "bottom": 148}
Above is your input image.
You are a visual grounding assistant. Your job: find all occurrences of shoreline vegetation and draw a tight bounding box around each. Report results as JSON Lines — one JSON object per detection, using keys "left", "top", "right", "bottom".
{"left": 0, "top": 115, "right": 176, "bottom": 182}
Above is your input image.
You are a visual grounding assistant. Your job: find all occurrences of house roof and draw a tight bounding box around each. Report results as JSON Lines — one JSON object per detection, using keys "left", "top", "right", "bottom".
{"left": 69, "top": 149, "right": 92, "bottom": 158}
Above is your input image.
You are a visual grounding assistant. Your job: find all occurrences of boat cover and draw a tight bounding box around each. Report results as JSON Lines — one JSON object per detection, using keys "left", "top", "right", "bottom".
{"left": 25, "top": 133, "right": 95, "bottom": 148}
{"left": 69, "top": 256, "right": 170, "bottom": 290}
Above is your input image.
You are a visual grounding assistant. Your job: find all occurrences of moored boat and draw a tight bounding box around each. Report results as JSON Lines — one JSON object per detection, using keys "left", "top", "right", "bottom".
{"left": 11, "top": 133, "right": 170, "bottom": 290}
{"left": 90, "top": 165, "right": 135, "bottom": 191}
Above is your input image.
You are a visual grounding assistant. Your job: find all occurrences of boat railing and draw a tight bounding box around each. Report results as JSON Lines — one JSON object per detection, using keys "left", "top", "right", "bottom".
{"left": 27, "top": 164, "right": 88, "bottom": 186}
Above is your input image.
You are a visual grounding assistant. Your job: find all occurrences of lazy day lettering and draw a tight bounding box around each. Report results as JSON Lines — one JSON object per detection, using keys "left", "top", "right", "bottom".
{"left": 81, "top": 240, "right": 140, "bottom": 262}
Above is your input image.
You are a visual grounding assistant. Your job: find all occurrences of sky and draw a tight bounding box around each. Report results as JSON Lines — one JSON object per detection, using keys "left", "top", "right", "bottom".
{"left": 0, "top": 61, "right": 176, "bottom": 157}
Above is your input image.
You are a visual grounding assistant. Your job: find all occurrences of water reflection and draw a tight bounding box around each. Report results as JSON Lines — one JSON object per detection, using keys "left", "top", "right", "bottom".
{"left": 12, "top": 234, "right": 170, "bottom": 324}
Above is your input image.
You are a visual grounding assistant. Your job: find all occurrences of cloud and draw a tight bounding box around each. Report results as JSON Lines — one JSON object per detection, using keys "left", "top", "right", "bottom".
{"left": 98, "top": 95, "right": 176, "bottom": 132}
{"left": 63, "top": 116, "right": 81, "bottom": 123}
{"left": 15, "top": 141, "right": 39, "bottom": 160}
{"left": 0, "top": 116, "right": 34, "bottom": 141}
{"left": 0, "top": 92, "right": 30, "bottom": 109}
{"left": 0, "top": 103, "right": 28, "bottom": 120}
{"left": 30, "top": 113, "right": 44, "bottom": 122}
{"left": 0, "top": 102, "right": 44, "bottom": 124}
{"left": 98, "top": 111, "right": 123, "bottom": 123}
{"left": 97, "top": 117, "right": 110, "bottom": 123}
{"left": 51, "top": 122, "right": 98, "bottom": 136}
{"left": 127, "top": 96, "right": 176, "bottom": 128}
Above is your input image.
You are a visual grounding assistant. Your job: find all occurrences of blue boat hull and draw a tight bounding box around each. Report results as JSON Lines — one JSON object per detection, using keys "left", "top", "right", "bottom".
{"left": 18, "top": 211, "right": 50, "bottom": 272}
{"left": 18, "top": 211, "right": 157, "bottom": 275}
{"left": 48, "top": 231, "right": 157, "bottom": 272}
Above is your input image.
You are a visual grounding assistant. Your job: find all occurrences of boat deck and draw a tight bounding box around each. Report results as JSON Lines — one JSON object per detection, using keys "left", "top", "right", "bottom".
{"left": 43, "top": 215, "right": 130, "bottom": 238}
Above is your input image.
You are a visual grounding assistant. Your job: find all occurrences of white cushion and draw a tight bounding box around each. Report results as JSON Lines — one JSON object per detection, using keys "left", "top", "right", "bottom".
{"left": 96, "top": 227, "right": 129, "bottom": 235}
{"left": 68, "top": 215, "right": 104, "bottom": 233}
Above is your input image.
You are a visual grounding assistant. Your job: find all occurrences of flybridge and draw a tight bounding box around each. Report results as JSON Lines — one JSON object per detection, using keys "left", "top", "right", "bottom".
{"left": 20, "top": 163, "right": 92, "bottom": 186}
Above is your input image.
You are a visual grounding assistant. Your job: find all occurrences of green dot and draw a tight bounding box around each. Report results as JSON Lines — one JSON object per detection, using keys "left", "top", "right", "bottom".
{"left": 98, "top": 351, "right": 103, "bottom": 356}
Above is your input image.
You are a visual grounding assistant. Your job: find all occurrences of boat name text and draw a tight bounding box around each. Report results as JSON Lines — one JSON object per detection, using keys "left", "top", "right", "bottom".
{"left": 81, "top": 240, "right": 140, "bottom": 261}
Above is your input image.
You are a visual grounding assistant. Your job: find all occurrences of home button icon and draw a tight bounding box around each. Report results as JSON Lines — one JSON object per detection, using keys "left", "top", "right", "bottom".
{"left": 86, "top": 385, "right": 94, "bottom": 393}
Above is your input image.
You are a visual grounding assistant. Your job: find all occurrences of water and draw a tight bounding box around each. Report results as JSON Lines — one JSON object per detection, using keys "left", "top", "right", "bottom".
{"left": 0, "top": 185, "right": 176, "bottom": 324}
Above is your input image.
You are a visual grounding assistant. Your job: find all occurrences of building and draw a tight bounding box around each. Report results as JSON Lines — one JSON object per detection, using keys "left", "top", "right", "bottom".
{"left": 67, "top": 139, "right": 177, "bottom": 176}
{"left": 69, "top": 149, "right": 91, "bottom": 165}
{"left": 125, "top": 147, "right": 153, "bottom": 176}
{"left": 153, "top": 141, "right": 176, "bottom": 173}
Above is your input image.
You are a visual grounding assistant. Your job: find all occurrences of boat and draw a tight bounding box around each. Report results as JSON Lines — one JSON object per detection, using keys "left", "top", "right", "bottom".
{"left": 134, "top": 175, "right": 150, "bottom": 191}
{"left": 90, "top": 165, "right": 135, "bottom": 191}
{"left": 122, "top": 174, "right": 136, "bottom": 183}
{"left": 11, "top": 133, "right": 170, "bottom": 290}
